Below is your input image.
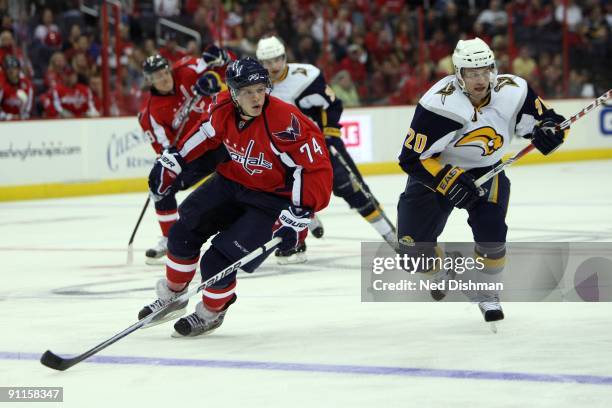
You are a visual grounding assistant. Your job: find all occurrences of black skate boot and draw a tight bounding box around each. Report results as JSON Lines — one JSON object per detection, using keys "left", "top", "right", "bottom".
{"left": 139, "top": 278, "right": 188, "bottom": 328}
{"left": 173, "top": 296, "right": 236, "bottom": 337}
{"left": 145, "top": 237, "right": 168, "bottom": 265}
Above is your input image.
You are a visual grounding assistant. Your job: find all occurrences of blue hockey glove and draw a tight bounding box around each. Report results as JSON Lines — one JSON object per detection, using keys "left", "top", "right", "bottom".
{"left": 194, "top": 72, "right": 222, "bottom": 97}
{"left": 202, "top": 45, "right": 229, "bottom": 68}
{"left": 148, "top": 148, "right": 186, "bottom": 201}
{"left": 272, "top": 206, "right": 312, "bottom": 251}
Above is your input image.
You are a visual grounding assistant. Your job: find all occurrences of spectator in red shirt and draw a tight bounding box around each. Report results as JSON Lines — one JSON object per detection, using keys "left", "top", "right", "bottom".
{"left": 46, "top": 67, "right": 98, "bottom": 118}
{"left": 44, "top": 51, "right": 67, "bottom": 88}
{"left": 337, "top": 44, "right": 367, "bottom": 84}
{"left": 0, "top": 55, "right": 34, "bottom": 120}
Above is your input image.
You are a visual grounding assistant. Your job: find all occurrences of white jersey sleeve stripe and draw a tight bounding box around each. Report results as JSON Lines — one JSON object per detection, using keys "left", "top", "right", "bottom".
{"left": 269, "top": 142, "right": 303, "bottom": 207}
{"left": 179, "top": 119, "right": 216, "bottom": 158}
{"left": 150, "top": 113, "right": 171, "bottom": 148}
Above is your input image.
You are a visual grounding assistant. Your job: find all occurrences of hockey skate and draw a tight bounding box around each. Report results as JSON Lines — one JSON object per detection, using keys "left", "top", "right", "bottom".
{"left": 478, "top": 295, "right": 504, "bottom": 333}
{"left": 275, "top": 242, "right": 307, "bottom": 265}
{"left": 309, "top": 215, "right": 324, "bottom": 238}
{"left": 145, "top": 237, "right": 168, "bottom": 265}
{"left": 139, "top": 278, "right": 189, "bottom": 328}
{"left": 172, "top": 297, "right": 236, "bottom": 337}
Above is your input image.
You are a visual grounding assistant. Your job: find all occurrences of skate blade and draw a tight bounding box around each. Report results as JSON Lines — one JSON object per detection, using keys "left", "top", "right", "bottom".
{"left": 145, "top": 256, "right": 167, "bottom": 266}
{"left": 276, "top": 252, "right": 307, "bottom": 265}
{"left": 489, "top": 322, "right": 498, "bottom": 334}
{"left": 171, "top": 328, "right": 218, "bottom": 338}
{"left": 141, "top": 308, "right": 187, "bottom": 329}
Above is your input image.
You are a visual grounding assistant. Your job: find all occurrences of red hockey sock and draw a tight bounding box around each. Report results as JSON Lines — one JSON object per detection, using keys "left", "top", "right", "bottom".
{"left": 165, "top": 252, "right": 198, "bottom": 287}
{"left": 203, "top": 281, "right": 237, "bottom": 312}
{"left": 156, "top": 209, "right": 179, "bottom": 236}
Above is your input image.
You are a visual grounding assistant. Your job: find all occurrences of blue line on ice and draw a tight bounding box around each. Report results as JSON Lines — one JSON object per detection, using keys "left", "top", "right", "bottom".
{"left": 2, "top": 351, "right": 611, "bottom": 385}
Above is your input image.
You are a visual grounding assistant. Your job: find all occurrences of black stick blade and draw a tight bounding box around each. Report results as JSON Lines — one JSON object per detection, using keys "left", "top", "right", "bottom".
{"left": 40, "top": 350, "right": 70, "bottom": 371}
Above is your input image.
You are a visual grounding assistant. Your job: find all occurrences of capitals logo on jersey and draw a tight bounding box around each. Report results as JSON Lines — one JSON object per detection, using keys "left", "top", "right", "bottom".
{"left": 455, "top": 126, "right": 504, "bottom": 156}
{"left": 226, "top": 139, "right": 273, "bottom": 175}
{"left": 272, "top": 113, "right": 301, "bottom": 141}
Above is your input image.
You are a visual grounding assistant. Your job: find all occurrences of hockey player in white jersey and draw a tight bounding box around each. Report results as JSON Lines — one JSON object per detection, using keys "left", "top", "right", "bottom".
{"left": 256, "top": 35, "right": 396, "bottom": 264}
{"left": 397, "top": 38, "right": 567, "bottom": 324}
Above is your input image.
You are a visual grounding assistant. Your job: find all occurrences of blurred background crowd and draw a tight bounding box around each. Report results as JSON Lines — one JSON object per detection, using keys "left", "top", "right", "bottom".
{"left": 0, "top": 0, "right": 610, "bottom": 119}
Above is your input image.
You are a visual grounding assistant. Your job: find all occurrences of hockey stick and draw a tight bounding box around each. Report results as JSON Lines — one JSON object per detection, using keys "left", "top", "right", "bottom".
{"left": 126, "top": 94, "right": 203, "bottom": 264}
{"left": 42, "top": 237, "right": 281, "bottom": 371}
{"left": 475, "top": 89, "right": 612, "bottom": 187}
{"left": 328, "top": 145, "right": 396, "bottom": 232}
{"left": 126, "top": 197, "right": 150, "bottom": 264}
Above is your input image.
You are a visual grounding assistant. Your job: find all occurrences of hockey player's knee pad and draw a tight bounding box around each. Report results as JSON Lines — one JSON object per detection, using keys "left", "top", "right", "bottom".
{"left": 199, "top": 246, "right": 236, "bottom": 287}
{"left": 397, "top": 241, "right": 441, "bottom": 275}
{"left": 167, "top": 220, "right": 206, "bottom": 259}
{"left": 469, "top": 206, "right": 508, "bottom": 243}
{"left": 332, "top": 166, "right": 373, "bottom": 212}
{"left": 210, "top": 233, "right": 269, "bottom": 273}
{"left": 154, "top": 193, "right": 178, "bottom": 211}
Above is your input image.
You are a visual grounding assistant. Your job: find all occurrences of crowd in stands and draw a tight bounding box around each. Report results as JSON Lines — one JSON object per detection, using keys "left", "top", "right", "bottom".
{"left": 0, "top": 0, "right": 609, "bottom": 120}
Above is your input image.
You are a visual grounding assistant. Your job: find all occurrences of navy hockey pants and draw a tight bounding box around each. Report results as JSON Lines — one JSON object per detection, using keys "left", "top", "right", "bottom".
{"left": 167, "top": 173, "right": 290, "bottom": 288}
{"left": 397, "top": 168, "right": 510, "bottom": 261}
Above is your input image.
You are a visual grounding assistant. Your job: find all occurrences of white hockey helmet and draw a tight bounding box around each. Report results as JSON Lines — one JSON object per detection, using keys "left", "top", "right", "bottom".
{"left": 452, "top": 37, "right": 497, "bottom": 90}
{"left": 256, "top": 36, "right": 286, "bottom": 61}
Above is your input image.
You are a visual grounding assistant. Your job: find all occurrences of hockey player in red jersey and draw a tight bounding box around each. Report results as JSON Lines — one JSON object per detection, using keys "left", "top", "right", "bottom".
{"left": 138, "top": 53, "right": 228, "bottom": 263}
{"left": 139, "top": 57, "right": 333, "bottom": 336}
{"left": 0, "top": 55, "right": 33, "bottom": 120}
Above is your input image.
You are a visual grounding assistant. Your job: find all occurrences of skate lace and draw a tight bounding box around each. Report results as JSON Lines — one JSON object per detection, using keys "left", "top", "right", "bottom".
{"left": 148, "top": 298, "right": 169, "bottom": 312}
{"left": 185, "top": 313, "right": 211, "bottom": 330}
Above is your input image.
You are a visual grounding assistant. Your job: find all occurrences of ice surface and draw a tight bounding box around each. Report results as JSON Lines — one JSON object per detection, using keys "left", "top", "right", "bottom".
{"left": 1, "top": 160, "right": 611, "bottom": 407}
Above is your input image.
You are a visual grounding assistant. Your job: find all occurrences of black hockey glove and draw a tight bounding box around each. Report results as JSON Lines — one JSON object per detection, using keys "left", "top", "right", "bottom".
{"left": 202, "top": 45, "right": 229, "bottom": 68}
{"left": 194, "top": 72, "right": 222, "bottom": 97}
{"left": 148, "top": 148, "right": 186, "bottom": 201}
{"left": 272, "top": 206, "right": 312, "bottom": 252}
{"left": 531, "top": 120, "right": 565, "bottom": 155}
{"left": 435, "top": 165, "right": 484, "bottom": 210}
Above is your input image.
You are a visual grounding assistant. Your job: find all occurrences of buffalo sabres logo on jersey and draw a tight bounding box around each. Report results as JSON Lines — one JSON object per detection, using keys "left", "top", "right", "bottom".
{"left": 455, "top": 126, "right": 504, "bottom": 156}
{"left": 292, "top": 67, "right": 308, "bottom": 77}
{"left": 272, "top": 113, "right": 301, "bottom": 141}
{"left": 494, "top": 76, "right": 519, "bottom": 92}
{"left": 435, "top": 82, "right": 456, "bottom": 105}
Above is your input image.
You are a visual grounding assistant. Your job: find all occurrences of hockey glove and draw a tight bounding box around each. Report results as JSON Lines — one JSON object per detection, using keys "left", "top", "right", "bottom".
{"left": 202, "top": 45, "right": 229, "bottom": 68}
{"left": 435, "top": 165, "right": 484, "bottom": 210}
{"left": 531, "top": 120, "right": 565, "bottom": 155}
{"left": 272, "top": 206, "right": 312, "bottom": 252}
{"left": 148, "top": 148, "right": 186, "bottom": 201}
{"left": 194, "top": 72, "right": 222, "bottom": 97}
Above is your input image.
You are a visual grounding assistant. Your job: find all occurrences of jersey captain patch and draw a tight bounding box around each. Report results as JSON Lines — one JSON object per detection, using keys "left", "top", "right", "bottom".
{"left": 435, "top": 82, "right": 456, "bottom": 105}
{"left": 272, "top": 113, "right": 301, "bottom": 141}
{"left": 455, "top": 126, "right": 504, "bottom": 156}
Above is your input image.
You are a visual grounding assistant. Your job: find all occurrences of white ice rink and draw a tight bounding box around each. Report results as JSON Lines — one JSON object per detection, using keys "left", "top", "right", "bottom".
{"left": 1, "top": 160, "right": 612, "bottom": 407}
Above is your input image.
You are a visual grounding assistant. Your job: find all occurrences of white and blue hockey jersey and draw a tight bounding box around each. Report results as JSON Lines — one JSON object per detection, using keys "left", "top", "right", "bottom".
{"left": 269, "top": 63, "right": 343, "bottom": 137}
{"left": 398, "top": 74, "right": 566, "bottom": 187}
